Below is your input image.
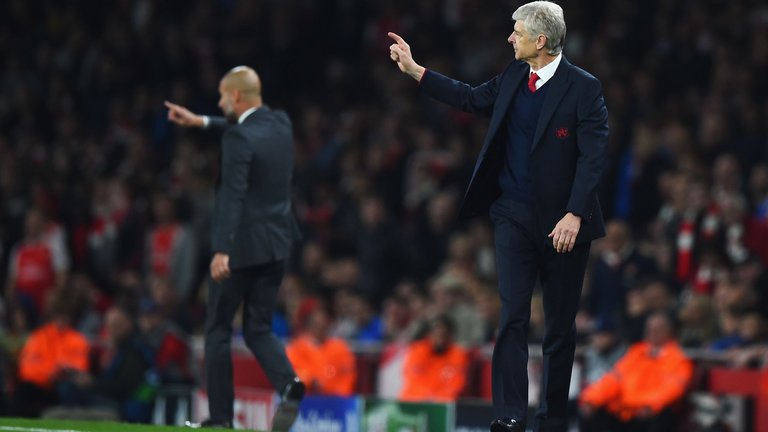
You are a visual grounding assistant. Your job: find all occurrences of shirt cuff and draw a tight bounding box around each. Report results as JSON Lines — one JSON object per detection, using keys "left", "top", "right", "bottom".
{"left": 202, "top": 115, "right": 210, "bottom": 128}
{"left": 418, "top": 68, "right": 428, "bottom": 85}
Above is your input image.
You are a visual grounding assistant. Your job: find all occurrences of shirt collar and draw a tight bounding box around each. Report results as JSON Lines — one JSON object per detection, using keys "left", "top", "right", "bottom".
{"left": 530, "top": 53, "right": 562, "bottom": 86}
{"left": 238, "top": 106, "right": 260, "bottom": 124}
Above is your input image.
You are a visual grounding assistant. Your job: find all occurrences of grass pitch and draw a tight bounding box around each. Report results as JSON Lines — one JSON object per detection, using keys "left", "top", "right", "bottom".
{"left": 0, "top": 418, "right": 254, "bottom": 432}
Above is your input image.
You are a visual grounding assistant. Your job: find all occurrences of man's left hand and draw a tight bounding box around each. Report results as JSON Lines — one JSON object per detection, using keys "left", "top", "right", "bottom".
{"left": 210, "top": 253, "right": 231, "bottom": 283}
{"left": 548, "top": 212, "right": 581, "bottom": 253}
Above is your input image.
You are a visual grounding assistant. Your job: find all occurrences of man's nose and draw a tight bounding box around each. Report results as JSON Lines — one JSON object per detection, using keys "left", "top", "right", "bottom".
{"left": 507, "top": 34, "right": 515, "bottom": 44}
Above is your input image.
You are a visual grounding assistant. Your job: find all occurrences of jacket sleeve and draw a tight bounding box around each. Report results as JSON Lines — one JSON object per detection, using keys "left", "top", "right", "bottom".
{"left": 211, "top": 128, "right": 252, "bottom": 254}
{"left": 205, "top": 116, "right": 230, "bottom": 130}
{"left": 18, "top": 333, "right": 54, "bottom": 388}
{"left": 580, "top": 345, "right": 637, "bottom": 407}
{"left": 566, "top": 77, "right": 609, "bottom": 221}
{"left": 419, "top": 69, "right": 504, "bottom": 117}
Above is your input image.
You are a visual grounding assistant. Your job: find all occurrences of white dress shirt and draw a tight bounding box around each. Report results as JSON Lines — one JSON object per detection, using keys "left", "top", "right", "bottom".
{"left": 529, "top": 53, "right": 562, "bottom": 90}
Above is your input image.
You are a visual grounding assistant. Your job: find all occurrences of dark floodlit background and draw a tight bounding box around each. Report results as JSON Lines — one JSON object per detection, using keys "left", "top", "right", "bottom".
{"left": 0, "top": 0, "right": 767, "bottom": 428}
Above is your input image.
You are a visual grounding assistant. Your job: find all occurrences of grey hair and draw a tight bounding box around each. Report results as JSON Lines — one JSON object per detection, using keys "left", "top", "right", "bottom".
{"left": 512, "top": 1, "right": 566, "bottom": 56}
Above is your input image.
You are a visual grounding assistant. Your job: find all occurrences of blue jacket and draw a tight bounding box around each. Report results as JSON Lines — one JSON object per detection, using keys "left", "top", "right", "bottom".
{"left": 420, "top": 57, "right": 609, "bottom": 244}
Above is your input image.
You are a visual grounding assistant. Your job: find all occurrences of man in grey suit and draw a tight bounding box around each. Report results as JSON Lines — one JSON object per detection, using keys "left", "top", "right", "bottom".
{"left": 165, "top": 66, "right": 304, "bottom": 430}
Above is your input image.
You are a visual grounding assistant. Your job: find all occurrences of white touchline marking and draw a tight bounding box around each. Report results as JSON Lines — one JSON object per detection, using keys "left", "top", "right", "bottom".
{"left": 0, "top": 427, "right": 82, "bottom": 432}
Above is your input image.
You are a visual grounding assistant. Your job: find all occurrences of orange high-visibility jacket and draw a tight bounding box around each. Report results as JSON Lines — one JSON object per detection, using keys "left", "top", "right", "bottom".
{"left": 18, "top": 322, "right": 90, "bottom": 389}
{"left": 579, "top": 340, "right": 693, "bottom": 420}
{"left": 399, "top": 339, "right": 468, "bottom": 402}
{"left": 286, "top": 334, "right": 357, "bottom": 396}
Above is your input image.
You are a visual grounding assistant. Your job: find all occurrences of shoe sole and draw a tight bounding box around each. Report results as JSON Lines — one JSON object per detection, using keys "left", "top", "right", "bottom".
{"left": 271, "top": 401, "right": 300, "bottom": 432}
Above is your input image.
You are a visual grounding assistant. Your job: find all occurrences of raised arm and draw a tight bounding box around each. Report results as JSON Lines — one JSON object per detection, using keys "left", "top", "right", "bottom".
{"left": 165, "top": 101, "right": 228, "bottom": 129}
{"left": 388, "top": 32, "right": 502, "bottom": 116}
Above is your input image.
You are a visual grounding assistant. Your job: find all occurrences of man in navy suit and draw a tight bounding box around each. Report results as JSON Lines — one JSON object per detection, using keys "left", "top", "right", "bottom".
{"left": 165, "top": 66, "right": 304, "bottom": 430}
{"left": 389, "top": 2, "right": 609, "bottom": 431}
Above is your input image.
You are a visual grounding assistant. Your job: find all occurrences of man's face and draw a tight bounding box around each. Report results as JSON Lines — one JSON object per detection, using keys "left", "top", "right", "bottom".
{"left": 218, "top": 81, "right": 238, "bottom": 122}
{"left": 508, "top": 21, "right": 539, "bottom": 62}
{"left": 644, "top": 315, "right": 671, "bottom": 347}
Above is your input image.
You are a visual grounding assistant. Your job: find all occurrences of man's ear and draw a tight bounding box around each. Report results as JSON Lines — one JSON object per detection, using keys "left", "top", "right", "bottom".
{"left": 537, "top": 34, "right": 547, "bottom": 50}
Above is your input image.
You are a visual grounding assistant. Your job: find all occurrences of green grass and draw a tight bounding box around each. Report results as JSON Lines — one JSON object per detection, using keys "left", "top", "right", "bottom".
{"left": 0, "top": 418, "right": 257, "bottom": 432}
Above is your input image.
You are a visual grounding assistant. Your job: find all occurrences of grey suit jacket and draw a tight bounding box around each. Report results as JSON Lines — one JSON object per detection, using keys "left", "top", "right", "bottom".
{"left": 208, "top": 106, "right": 299, "bottom": 269}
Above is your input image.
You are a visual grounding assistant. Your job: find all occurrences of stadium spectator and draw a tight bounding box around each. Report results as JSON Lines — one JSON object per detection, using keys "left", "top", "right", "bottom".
{"left": 286, "top": 305, "right": 356, "bottom": 396}
{"left": 144, "top": 192, "right": 196, "bottom": 302}
{"left": 57, "top": 305, "right": 155, "bottom": 422}
{"left": 399, "top": 315, "right": 468, "bottom": 402}
{"left": 11, "top": 293, "right": 89, "bottom": 417}
{"left": 137, "top": 298, "right": 193, "bottom": 385}
{"left": 5, "top": 208, "right": 68, "bottom": 320}
{"left": 676, "top": 293, "right": 717, "bottom": 348}
{"left": 579, "top": 312, "right": 693, "bottom": 432}
{"left": 585, "top": 220, "right": 657, "bottom": 323}
{"left": 582, "top": 317, "right": 627, "bottom": 386}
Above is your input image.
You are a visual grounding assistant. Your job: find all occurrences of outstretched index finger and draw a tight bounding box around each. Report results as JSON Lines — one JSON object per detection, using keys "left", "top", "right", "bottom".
{"left": 388, "top": 32, "right": 406, "bottom": 47}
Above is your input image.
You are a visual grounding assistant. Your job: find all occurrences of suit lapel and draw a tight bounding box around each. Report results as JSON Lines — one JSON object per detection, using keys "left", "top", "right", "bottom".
{"left": 531, "top": 57, "right": 572, "bottom": 153}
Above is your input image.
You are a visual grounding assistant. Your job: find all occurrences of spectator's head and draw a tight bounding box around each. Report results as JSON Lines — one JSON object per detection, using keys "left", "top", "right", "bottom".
{"left": 104, "top": 305, "right": 134, "bottom": 345}
{"left": 603, "top": 219, "right": 632, "bottom": 255}
{"left": 678, "top": 293, "right": 715, "bottom": 329}
{"left": 306, "top": 304, "right": 332, "bottom": 341}
{"left": 510, "top": 1, "right": 566, "bottom": 57}
{"left": 427, "top": 191, "right": 457, "bottom": 232}
{"left": 151, "top": 192, "right": 177, "bottom": 225}
{"left": 360, "top": 194, "right": 387, "bottom": 229}
{"left": 301, "top": 242, "right": 326, "bottom": 276}
{"left": 739, "top": 312, "right": 767, "bottom": 345}
{"left": 644, "top": 280, "right": 673, "bottom": 313}
{"left": 218, "top": 66, "right": 262, "bottom": 123}
{"left": 150, "top": 276, "right": 178, "bottom": 313}
{"left": 713, "top": 154, "right": 741, "bottom": 193}
{"left": 428, "top": 314, "right": 456, "bottom": 353}
{"left": 590, "top": 317, "right": 619, "bottom": 354}
{"left": 24, "top": 207, "right": 47, "bottom": 240}
{"left": 626, "top": 285, "right": 648, "bottom": 318}
{"left": 46, "top": 291, "right": 77, "bottom": 328}
{"left": 644, "top": 312, "right": 676, "bottom": 348}
{"left": 138, "top": 297, "right": 162, "bottom": 334}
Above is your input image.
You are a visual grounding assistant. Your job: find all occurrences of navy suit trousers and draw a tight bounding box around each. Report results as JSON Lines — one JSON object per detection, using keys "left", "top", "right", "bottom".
{"left": 490, "top": 196, "right": 590, "bottom": 432}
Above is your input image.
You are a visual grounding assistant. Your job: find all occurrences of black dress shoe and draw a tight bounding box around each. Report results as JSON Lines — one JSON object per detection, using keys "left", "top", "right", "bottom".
{"left": 490, "top": 418, "right": 523, "bottom": 432}
{"left": 185, "top": 419, "right": 233, "bottom": 428}
{"left": 280, "top": 376, "right": 306, "bottom": 402}
{"left": 271, "top": 377, "right": 306, "bottom": 431}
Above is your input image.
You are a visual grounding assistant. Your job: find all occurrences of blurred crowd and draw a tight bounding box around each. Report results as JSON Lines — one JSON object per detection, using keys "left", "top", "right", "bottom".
{"left": 1, "top": 0, "right": 768, "bottom": 422}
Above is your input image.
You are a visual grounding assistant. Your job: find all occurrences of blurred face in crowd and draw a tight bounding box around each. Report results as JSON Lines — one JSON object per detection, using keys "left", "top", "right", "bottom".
{"left": 739, "top": 313, "right": 766, "bottom": 343}
{"left": 152, "top": 194, "right": 175, "bottom": 225}
{"left": 644, "top": 314, "right": 673, "bottom": 348}
{"left": 603, "top": 220, "right": 630, "bottom": 254}
{"left": 429, "top": 320, "right": 452, "bottom": 353}
{"left": 509, "top": 21, "right": 541, "bottom": 63}
{"left": 105, "top": 307, "right": 133, "bottom": 345}
{"left": 24, "top": 208, "right": 46, "bottom": 240}
{"left": 307, "top": 307, "right": 331, "bottom": 341}
{"left": 591, "top": 331, "right": 617, "bottom": 354}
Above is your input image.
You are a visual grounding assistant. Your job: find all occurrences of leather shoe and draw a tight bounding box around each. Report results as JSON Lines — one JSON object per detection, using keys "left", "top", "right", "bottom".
{"left": 280, "top": 377, "right": 306, "bottom": 402}
{"left": 490, "top": 418, "right": 523, "bottom": 432}
{"left": 185, "top": 419, "right": 232, "bottom": 428}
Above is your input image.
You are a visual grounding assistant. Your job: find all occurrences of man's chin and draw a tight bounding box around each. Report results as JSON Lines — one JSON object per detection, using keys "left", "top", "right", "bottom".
{"left": 225, "top": 112, "right": 238, "bottom": 123}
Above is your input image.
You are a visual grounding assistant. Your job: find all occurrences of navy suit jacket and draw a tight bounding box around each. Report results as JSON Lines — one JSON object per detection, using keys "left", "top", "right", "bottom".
{"left": 208, "top": 106, "right": 300, "bottom": 269}
{"left": 420, "top": 56, "right": 609, "bottom": 244}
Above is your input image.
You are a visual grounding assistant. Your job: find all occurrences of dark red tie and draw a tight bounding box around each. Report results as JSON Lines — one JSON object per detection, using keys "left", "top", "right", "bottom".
{"left": 528, "top": 72, "right": 539, "bottom": 92}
